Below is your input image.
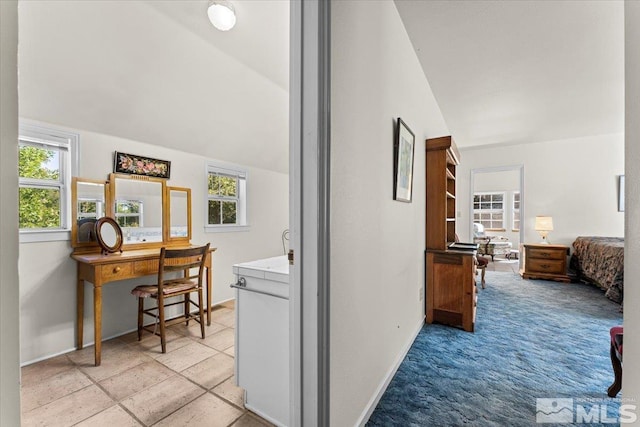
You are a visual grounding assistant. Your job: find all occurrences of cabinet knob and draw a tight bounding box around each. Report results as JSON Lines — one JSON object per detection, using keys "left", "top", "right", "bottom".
{"left": 540, "top": 264, "right": 550, "bottom": 269}
{"left": 113, "top": 266, "right": 121, "bottom": 273}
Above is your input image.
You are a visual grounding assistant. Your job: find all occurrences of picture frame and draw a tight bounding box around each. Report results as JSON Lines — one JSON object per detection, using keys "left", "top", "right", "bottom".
{"left": 394, "top": 118, "right": 416, "bottom": 202}
{"left": 618, "top": 175, "right": 625, "bottom": 212}
{"left": 113, "top": 151, "right": 171, "bottom": 179}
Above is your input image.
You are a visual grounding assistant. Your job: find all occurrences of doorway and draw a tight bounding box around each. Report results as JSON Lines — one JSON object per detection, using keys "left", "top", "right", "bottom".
{"left": 469, "top": 165, "right": 524, "bottom": 264}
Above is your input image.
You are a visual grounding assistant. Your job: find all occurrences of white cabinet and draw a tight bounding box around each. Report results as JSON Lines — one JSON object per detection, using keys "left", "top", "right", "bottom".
{"left": 233, "top": 256, "right": 289, "bottom": 427}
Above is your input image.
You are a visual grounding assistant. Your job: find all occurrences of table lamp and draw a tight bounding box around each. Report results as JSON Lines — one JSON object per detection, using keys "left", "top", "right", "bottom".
{"left": 535, "top": 216, "right": 553, "bottom": 244}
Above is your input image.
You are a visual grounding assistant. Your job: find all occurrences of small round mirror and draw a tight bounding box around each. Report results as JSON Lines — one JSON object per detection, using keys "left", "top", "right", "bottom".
{"left": 94, "top": 217, "right": 123, "bottom": 255}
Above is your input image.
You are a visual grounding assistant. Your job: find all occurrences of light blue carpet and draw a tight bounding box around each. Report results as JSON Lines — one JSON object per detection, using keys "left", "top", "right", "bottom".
{"left": 367, "top": 271, "right": 624, "bottom": 427}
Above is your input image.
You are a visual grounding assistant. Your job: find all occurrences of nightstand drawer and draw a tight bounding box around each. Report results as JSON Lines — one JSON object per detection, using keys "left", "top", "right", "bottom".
{"left": 528, "top": 248, "right": 565, "bottom": 260}
{"left": 527, "top": 259, "right": 565, "bottom": 274}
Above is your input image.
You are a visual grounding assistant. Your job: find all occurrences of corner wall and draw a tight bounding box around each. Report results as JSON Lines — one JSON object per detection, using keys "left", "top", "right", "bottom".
{"left": 457, "top": 134, "right": 624, "bottom": 247}
{"left": 330, "top": 1, "right": 448, "bottom": 424}
{"left": 19, "top": 122, "right": 288, "bottom": 364}
{"left": 624, "top": 0, "right": 640, "bottom": 417}
{"left": 0, "top": 1, "right": 22, "bottom": 423}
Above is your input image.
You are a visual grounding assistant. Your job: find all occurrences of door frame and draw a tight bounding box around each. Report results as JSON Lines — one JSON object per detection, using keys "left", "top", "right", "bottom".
{"left": 469, "top": 164, "right": 525, "bottom": 262}
{"left": 289, "top": 1, "right": 330, "bottom": 425}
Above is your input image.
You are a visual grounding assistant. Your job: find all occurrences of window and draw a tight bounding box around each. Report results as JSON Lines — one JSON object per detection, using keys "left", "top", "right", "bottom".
{"left": 19, "top": 124, "right": 78, "bottom": 242}
{"left": 206, "top": 163, "right": 248, "bottom": 232}
{"left": 512, "top": 192, "right": 520, "bottom": 231}
{"left": 473, "top": 192, "right": 505, "bottom": 230}
{"left": 77, "top": 199, "right": 102, "bottom": 220}
{"left": 115, "top": 200, "right": 143, "bottom": 228}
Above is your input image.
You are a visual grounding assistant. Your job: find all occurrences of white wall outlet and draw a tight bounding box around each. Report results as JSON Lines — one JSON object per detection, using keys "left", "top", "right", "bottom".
{"left": 419, "top": 286, "right": 424, "bottom": 301}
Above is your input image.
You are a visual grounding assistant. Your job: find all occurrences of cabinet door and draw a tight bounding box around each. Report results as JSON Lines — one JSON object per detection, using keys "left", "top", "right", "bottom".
{"left": 426, "top": 252, "right": 475, "bottom": 332}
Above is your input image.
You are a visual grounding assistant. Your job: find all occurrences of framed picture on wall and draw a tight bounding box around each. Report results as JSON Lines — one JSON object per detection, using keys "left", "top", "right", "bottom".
{"left": 113, "top": 151, "right": 171, "bottom": 179}
{"left": 394, "top": 118, "right": 415, "bottom": 202}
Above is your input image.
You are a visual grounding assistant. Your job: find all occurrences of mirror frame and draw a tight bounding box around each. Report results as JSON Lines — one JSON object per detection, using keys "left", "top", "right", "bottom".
{"left": 109, "top": 173, "right": 167, "bottom": 251}
{"left": 72, "top": 173, "right": 192, "bottom": 254}
{"left": 165, "top": 186, "right": 192, "bottom": 244}
{"left": 94, "top": 217, "right": 124, "bottom": 255}
{"left": 71, "top": 177, "right": 110, "bottom": 249}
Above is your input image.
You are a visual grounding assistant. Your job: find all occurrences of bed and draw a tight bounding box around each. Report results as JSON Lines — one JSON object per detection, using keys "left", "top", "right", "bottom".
{"left": 569, "top": 236, "right": 624, "bottom": 304}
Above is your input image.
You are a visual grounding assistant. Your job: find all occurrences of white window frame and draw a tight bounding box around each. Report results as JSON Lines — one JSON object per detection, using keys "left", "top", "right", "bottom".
{"left": 473, "top": 191, "right": 506, "bottom": 231}
{"left": 205, "top": 162, "right": 249, "bottom": 233}
{"left": 77, "top": 199, "right": 103, "bottom": 220}
{"left": 115, "top": 199, "right": 144, "bottom": 228}
{"left": 512, "top": 191, "right": 520, "bottom": 231}
{"left": 19, "top": 123, "right": 79, "bottom": 243}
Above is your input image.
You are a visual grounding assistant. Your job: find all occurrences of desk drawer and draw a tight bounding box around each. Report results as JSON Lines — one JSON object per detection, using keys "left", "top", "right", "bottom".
{"left": 101, "top": 263, "right": 134, "bottom": 281}
{"left": 527, "top": 259, "right": 564, "bottom": 274}
{"left": 528, "top": 248, "right": 565, "bottom": 260}
{"left": 133, "top": 260, "right": 159, "bottom": 276}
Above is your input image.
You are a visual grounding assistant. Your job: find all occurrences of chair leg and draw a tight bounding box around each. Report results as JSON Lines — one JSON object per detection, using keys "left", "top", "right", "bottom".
{"left": 481, "top": 268, "right": 486, "bottom": 289}
{"left": 608, "top": 343, "right": 623, "bottom": 397}
{"left": 137, "top": 298, "right": 144, "bottom": 341}
{"left": 198, "top": 289, "right": 205, "bottom": 339}
{"left": 158, "top": 296, "right": 167, "bottom": 354}
{"left": 184, "top": 294, "right": 190, "bottom": 326}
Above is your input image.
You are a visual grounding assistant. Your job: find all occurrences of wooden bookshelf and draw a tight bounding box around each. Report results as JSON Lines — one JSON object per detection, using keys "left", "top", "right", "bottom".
{"left": 425, "top": 136, "right": 476, "bottom": 332}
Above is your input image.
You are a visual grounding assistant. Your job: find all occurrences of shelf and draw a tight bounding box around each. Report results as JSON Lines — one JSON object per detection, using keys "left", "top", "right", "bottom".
{"left": 446, "top": 218, "right": 456, "bottom": 222}
{"left": 446, "top": 192, "right": 455, "bottom": 199}
{"left": 446, "top": 169, "right": 456, "bottom": 180}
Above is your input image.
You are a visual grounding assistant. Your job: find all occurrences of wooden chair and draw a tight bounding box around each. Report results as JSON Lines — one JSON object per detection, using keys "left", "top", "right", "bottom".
{"left": 607, "top": 326, "right": 623, "bottom": 397}
{"left": 131, "top": 244, "right": 210, "bottom": 353}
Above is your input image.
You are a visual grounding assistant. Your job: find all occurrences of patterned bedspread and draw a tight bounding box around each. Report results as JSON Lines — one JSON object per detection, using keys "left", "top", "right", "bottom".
{"left": 570, "top": 236, "right": 624, "bottom": 303}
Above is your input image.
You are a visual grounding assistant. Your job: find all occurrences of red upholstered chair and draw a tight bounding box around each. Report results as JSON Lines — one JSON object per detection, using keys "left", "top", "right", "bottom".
{"left": 607, "top": 326, "right": 623, "bottom": 397}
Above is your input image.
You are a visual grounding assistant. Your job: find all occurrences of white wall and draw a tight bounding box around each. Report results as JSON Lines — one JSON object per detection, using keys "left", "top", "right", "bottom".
{"left": 19, "top": 121, "right": 289, "bottom": 364}
{"left": 0, "top": 1, "right": 22, "bottom": 424}
{"left": 330, "top": 1, "right": 448, "bottom": 425}
{"left": 624, "top": 0, "right": 640, "bottom": 419}
{"left": 457, "top": 134, "right": 624, "bottom": 249}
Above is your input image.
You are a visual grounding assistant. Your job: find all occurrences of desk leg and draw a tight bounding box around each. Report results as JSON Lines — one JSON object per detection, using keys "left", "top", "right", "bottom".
{"left": 207, "top": 265, "right": 212, "bottom": 326}
{"left": 77, "top": 278, "right": 84, "bottom": 350}
{"left": 94, "top": 285, "right": 103, "bottom": 366}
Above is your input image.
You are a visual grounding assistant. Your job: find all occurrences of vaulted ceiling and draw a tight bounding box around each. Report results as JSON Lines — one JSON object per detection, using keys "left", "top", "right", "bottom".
{"left": 18, "top": 0, "right": 290, "bottom": 174}
{"left": 395, "top": 0, "right": 624, "bottom": 148}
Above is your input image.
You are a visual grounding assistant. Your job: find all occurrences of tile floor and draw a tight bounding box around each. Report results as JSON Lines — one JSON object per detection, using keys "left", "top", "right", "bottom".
{"left": 21, "top": 301, "right": 274, "bottom": 427}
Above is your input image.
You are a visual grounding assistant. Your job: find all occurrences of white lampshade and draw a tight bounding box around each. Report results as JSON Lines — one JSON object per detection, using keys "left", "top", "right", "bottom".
{"left": 534, "top": 216, "right": 553, "bottom": 244}
{"left": 534, "top": 216, "right": 554, "bottom": 231}
{"left": 208, "top": 1, "right": 236, "bottom": 31}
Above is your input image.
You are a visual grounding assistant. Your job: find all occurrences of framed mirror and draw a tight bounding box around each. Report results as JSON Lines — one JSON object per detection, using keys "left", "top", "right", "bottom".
{"left": 110, "top": 173, "right": 166, "bottom": 249}
{"left": 71, "top": 178, "right": 110, "bottom": 248}
{"left": 166, "top": 186, "right": 191, "bottom": 242}
{"left": 95, "top": 217, "right": 123, "bottom": 254}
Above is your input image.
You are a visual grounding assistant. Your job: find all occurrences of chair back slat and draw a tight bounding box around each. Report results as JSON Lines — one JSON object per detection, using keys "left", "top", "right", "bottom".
{"left": 157, "top": 244, "right": 210, "bottom": 295}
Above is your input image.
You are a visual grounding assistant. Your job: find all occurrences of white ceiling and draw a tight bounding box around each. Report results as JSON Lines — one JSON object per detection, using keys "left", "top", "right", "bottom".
{"left": 395, "top": 0, "right": 624, "bottom": 148}
{"left": 19, "top": 0, "right": 624, "bottom": 170}
{"left": 18, "top": 0, "right": 290, "bottom": 174}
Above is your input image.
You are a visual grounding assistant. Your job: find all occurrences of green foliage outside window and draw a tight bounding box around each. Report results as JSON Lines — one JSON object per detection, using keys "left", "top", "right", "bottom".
{"left": 208, "top": 173, "right": 238, "bottom": 225}
{"left": 19, "top": 145, "right": 61, "bottom": 229}
{"left": 115, "top": 200, "right": 141, "bottom": 228}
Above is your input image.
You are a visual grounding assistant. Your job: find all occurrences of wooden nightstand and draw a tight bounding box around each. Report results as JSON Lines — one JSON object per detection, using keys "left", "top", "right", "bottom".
{"left": 519, "top": 243, "right": 571, "bottom": 283}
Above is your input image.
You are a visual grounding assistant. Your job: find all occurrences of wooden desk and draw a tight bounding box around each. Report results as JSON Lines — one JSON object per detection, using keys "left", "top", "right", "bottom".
{"left": 72, "top": 247, "right": 216, "bottom": 366}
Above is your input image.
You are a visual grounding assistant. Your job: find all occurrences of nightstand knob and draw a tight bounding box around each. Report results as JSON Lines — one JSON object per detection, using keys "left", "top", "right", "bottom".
{"left": 113, "top": 267, "right": 121, "bottom": 273}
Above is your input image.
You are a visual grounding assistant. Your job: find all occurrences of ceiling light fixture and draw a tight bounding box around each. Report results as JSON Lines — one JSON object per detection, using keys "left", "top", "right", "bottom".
{"left": 207, "top": 1, "right": 236, "bottom": 31}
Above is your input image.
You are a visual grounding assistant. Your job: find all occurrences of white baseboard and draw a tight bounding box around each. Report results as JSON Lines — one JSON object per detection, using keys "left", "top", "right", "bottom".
{"left": 356, "top": 318, "right": 424, "bottom": 427}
